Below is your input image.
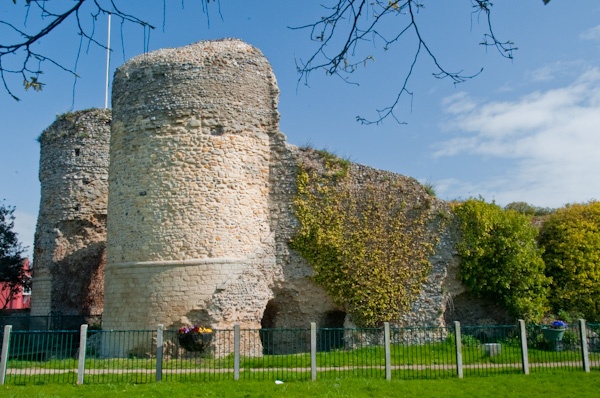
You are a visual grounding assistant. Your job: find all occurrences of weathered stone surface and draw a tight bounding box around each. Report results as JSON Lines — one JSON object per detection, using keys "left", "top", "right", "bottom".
{"left": 34, "top": 40, "right": 464, "bottom": 350}
{"left": 32, "top": 108, "right": 110, "bottom": 316}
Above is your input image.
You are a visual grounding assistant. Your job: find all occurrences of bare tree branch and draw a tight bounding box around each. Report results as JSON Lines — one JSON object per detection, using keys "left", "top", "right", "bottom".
{"left": 0, "top": 0, "right": 553, "bottom": 118}
{"left": 0, "top": 0, "right": 161, "bottom": 100}
{"left": 294, "top": 1, "right": 516, "bottom": 125}
{"left": 473, "top": 0, "right": 517, "bottom": 59}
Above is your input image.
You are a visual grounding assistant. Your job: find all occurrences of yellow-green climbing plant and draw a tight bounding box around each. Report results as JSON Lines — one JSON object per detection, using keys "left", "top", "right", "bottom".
{"left": 290, "top": 149, "right": 443, "bottom": 327}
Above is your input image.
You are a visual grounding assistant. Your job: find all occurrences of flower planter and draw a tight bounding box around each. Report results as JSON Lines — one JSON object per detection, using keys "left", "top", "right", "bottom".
{"left": 178, "top": 332, "right": 213, "bottom": 352}
{"left": 542, "top": 328, "right": 565, "bottom": 342}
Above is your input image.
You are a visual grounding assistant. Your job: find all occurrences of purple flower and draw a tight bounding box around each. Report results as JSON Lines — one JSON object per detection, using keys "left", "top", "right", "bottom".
{"left": 550, "top": 320, "right": 567, "bottom": 329}
{"left": 178, "top": 325, "right": 213, "bottom": 335}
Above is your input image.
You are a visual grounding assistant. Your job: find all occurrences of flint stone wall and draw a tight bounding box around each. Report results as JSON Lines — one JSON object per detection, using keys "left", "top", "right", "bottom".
{"left": 103, "top": 39, "right": 340, "bottom": 342}
{"left": 32, "top": 109, "right": 110, "bottom": 316}
{"left": 34, "top": 40, "right": 463, "bottom": 349}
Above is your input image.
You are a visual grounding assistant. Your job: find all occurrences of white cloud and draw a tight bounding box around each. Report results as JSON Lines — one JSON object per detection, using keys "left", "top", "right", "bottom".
{"left": 529, "top": 65, "right": 559, "bottom": 82}
{"left": 435, "top": 67, "right": 600, "bottom": 208}
{"left": 581, "top": 25, "right": 600, "bottom": 41}
{"left": 441, "top": 92, "right": 477, "bottom": 114}
{"left": 527, "top": 61, "right": 585, "bottom": 83}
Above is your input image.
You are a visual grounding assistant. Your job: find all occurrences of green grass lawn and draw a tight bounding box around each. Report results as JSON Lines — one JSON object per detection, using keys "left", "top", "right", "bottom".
{"left": 2, "top": 371, "right": 600, "bottom": 397}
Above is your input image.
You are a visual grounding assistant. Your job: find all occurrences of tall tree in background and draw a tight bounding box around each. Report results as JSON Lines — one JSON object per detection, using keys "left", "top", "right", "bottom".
{"left": 454, "top": 198, "right": 549, "bottom": 321}
{"left": 1, "top": 0, "right": 551, "bottom": 122}
{"left": 0, "top": 201, "right": 30, "bottom": 310}
{"left": 538, "top": 201, "right": 600, "bottom": 321}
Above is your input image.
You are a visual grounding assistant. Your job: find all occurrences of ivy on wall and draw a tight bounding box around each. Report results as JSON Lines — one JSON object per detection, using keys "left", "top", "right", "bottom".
{"left": 290, "top": 149, "right": 443, "bottom": 327}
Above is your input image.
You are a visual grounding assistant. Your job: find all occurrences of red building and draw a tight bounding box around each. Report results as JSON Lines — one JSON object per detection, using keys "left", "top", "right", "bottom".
{"left": 0, "top": 258, "right": 31, "bottom": 310}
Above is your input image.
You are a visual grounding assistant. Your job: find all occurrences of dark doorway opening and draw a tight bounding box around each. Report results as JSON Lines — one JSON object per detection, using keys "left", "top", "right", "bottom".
{"left": 318, "top": 310, "right": 346, "bottom": 352}
{"left": 260, "top": 299, "right": 278, "bottom": 354}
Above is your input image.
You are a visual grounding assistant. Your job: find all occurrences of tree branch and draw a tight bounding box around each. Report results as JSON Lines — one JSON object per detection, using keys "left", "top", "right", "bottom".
{"left": 0, "top": 0, "right": 161, "bottom": 100}
{"left": 295, "top": 0, "right": 514, "bottom": 125}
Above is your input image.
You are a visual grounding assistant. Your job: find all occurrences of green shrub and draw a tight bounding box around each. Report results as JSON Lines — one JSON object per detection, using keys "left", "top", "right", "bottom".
{"left": 453, "top": 199, "right": 549, "bottom": 322}
{"left": 538, "top": 201, "right": 600, "bottom": 321}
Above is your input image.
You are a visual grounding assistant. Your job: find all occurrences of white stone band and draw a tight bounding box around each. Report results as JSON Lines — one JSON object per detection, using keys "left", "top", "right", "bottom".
{"left": 106, "top": 257, "right": 246, "bottom": 269}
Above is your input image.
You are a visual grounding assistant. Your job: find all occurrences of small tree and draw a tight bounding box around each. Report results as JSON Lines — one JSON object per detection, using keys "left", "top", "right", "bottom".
{"left": 0, "top": 201, "right": 30, "bottom": 310}
{"left": 538, "top": 201, "right": 600, "bottom": 321}
{"left": 454, "top": 198, "right": 549, "bottom": 321}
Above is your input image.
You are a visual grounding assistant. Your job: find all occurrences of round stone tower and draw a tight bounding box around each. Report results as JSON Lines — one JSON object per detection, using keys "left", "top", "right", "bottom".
{"left": 103, "top": 39, "right": 280, "bottom": 330}
{"left": 32, "top": 108, "right": 111, "bottom": 317}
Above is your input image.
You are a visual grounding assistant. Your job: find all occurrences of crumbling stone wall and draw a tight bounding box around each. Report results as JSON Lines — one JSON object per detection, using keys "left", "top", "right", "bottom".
{"left": 103, "top": 39, "right": 285, "bottom": 334}
{"left": 32, "top": 109, "right": 110, "bottom": 316}
{"left": 34, "top": 40, "right": 463, "bottom": 347}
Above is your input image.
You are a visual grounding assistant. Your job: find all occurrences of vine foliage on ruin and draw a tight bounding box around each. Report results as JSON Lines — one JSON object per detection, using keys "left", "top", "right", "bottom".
{"left": 290, "top": 149, "right": 443, "bottom": 327}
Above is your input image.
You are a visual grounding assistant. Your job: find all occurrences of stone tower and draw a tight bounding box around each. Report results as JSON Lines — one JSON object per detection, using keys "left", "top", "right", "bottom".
{"left": 103, "top": 39, "right": 281, "bottom": 330}
{"left": 32, "top": 108, "right": 111, "bottom": 317}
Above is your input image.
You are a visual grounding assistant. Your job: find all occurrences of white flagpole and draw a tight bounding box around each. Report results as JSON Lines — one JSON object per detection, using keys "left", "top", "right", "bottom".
{"left": 104, "top": 13, "right": 112, "bottom": 109}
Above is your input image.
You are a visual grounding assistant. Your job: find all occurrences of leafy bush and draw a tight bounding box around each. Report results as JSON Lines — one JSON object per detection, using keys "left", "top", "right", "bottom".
{"left": 453, "top": 199, "right": 549, "bottom": 322}
{"left": 538, "top": 201, "right": 600, "bottom": 321}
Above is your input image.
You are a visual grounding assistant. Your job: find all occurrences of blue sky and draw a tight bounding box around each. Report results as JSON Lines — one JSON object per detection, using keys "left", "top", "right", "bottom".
{"left": 1, "top": 1, "right": 599, "bottom": 258}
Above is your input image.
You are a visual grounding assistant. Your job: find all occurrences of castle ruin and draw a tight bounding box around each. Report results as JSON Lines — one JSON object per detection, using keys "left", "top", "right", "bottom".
{"left": 32, "top": 39, "right": 464, "bottom": 337}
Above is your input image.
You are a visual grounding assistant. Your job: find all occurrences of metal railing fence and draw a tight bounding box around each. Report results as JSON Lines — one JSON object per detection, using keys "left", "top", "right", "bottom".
{"left": 1, "top": 320, "right": 598, "bottom": 385}
{"left": 588, "top": 323, "right": 600, "bottom": 369}
{"left": 0, "top": 314, "right": 102, "bottom": 332}
{"left": 3, "top": 330, "right": 80, "bottom": 385}
{"left": 389, "top": 326, "right": 455, "bottom": 379}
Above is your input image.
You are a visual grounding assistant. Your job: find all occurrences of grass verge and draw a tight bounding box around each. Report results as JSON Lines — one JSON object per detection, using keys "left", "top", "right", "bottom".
{"left": 2, "top": 371, "right": 600, "bottom": 397}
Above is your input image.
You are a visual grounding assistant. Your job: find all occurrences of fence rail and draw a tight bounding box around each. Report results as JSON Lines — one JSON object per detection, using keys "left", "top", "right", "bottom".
{"left": 0, "top": 314, "right": 102, "bottom": 332}
{"left": 1, "top": 320, "right": 599, "bottom": 385}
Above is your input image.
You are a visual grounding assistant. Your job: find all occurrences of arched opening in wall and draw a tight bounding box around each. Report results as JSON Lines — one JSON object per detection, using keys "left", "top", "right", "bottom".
{"left": 260, "top": 299, "right": 278, "bottom": 355}
{"left": 318, "top": 310, "right": 346, "bottom": 352}
{"left": 260, "top": 289, "right": 317, "bottom": 355}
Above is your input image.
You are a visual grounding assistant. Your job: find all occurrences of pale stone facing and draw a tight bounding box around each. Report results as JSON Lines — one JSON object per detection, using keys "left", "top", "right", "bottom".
{"left": 104, "top": 39, "right": 283, "bottom": 334}
{"left": 32, "top": 108, "right": 110, "bottom": 316}
{"left": 107, "top": 39, "right": 277, "bottom": 266}
{"left": 29, "top": 273, "right": 52, "bottom": 316}
{"left": 102, "top": 259, "right": 250, "bottom": 330}
{"left": 34, "top": 40, "right": 462, "bottom": 349}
